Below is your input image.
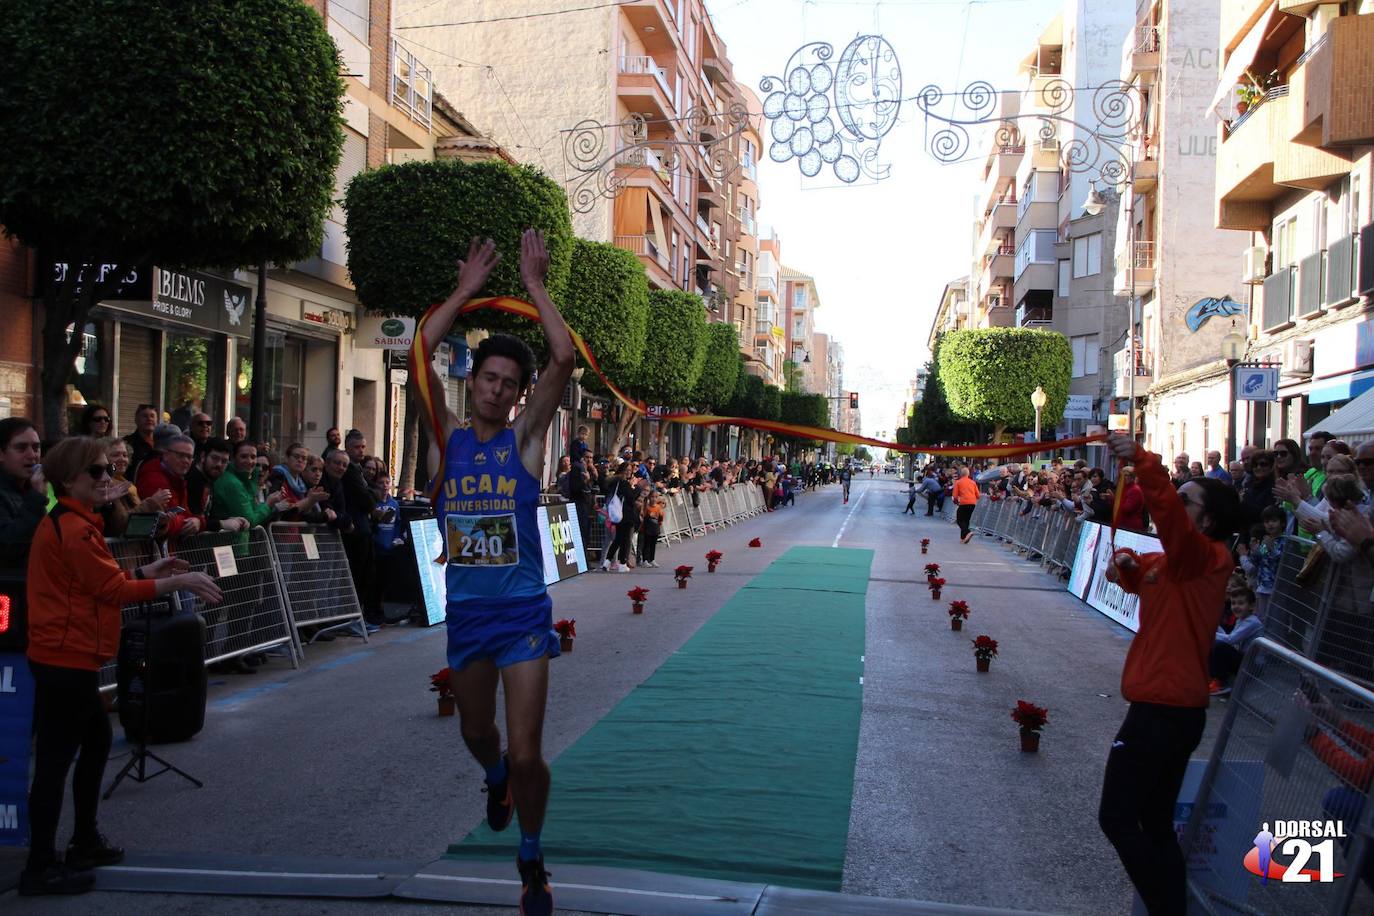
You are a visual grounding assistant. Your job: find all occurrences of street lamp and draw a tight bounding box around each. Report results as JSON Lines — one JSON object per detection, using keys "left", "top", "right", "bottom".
{"left": 1221, "top": 326, "right": 1247, "bottom": 463}
{"left": 1030, "top": 385, "right": 1047, "bottom": 451}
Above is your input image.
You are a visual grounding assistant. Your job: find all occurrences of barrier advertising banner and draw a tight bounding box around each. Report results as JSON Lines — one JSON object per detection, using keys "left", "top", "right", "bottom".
{"left": 410, "top": 505, "right": 587, "bottom": 627}
{"left": 0, "top": 652, "right": 34, "bottom": 845}
{"left": 1065, "top": 521, "right": 1163, "bottom": 633}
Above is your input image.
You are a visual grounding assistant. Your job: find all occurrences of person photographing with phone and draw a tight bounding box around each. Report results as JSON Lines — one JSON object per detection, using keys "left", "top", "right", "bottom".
{"left": 1097, "top": 432, "right": 1240, "bottom": 915}
{"left": 21, "top": 436, "right": 223, "bottom": 896}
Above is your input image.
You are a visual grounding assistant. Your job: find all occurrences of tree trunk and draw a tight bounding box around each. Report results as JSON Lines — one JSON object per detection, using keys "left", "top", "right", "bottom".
{"left": 610, "top": 405, "right": 637, "bottom": 455}
{"left": 399, "top": 378, "right": 421, "bottom": 496}
{"left": 993, "top": 424, "right": 1007, "bottom": 443}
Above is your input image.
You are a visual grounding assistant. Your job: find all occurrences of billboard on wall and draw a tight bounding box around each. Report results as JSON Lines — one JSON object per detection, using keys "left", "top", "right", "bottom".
{"left": 1065, "top": 521, "right": 1163, "bottom": 633}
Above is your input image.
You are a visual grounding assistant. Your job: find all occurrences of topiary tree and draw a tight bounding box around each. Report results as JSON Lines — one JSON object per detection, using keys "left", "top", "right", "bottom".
{"left": 0, "top": 0, "right": 345, "bottom": 436}
{"left": 634, "top": 289, "right": 708, "bottom": 406}
{"left": 938, "top": 328, "right": 1073, "bottom": 442}
{"left": 760, "top": 384, "right": 782, "bottom": 422}
{"left": 565, "top": 238, "right": 648, "bottom": 388}
{"left": 692, "top": 323, "right": 741, "bottom": 411}
{"left": 344, "top": 158, "right": 574, "bottom": 347}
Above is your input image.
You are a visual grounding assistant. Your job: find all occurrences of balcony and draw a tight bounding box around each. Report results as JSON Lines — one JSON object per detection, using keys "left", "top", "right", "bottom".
{"left": 1131, "top": 26, "right": 1160, "bottom": 77}
{"left": 1016, "top": 302, "right": 1053, "bottom": 327}
{"left": 756, "top": 275, "right": 777, "bottom": 299}
{"left": 1113, "top": 348, "right": 1153, "bottom": 397}
{"left": 619, "top": 0, "right": 673, "bottom": 41}
{"left": 618, "top": 55, "right": 674, "bottom": 122}
{"left": 739, "top": 212, "right": 757, "bottom": 236}
{"left": 1262, "top": 265, "right": 1295, "bottom": 330}
{"left": 391, "top": 38, "right": 433, "bottom": 132}
{"left": 977, "top": 201, "right": 1017, "bottom": 255}
{"left": 984, "top": 244, "right": 1016, "bottom": 283}
{"left": 1131, "top": 147, "right": 1158, "bottom": 193}
{"left": 742, "top": 159, "right": 758, "bottom": 182}
{"left": 1217, "top": 87, "right": 1352, "bottom": 229}
{"left": 1114, "top": 240, "right": 1156, "bottom": 295}
{"left": 1326, "top": 233, "right": 1360, "bottom": 307}
{"left": 697, "top": 172, "right": 725, "bottom": 210}
{"left": 614, "top": 234, "right": 674, "bottom": 287}
{"left": 1290, "top": 14, "right": 1374, "bottom": 149}
{"left": 980, "top": 147, "right": 1023, "bottom": 208}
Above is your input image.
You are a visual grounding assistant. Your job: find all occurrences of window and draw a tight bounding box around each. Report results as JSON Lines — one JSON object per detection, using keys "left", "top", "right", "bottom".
{"left": 1070, "top": 334, "right": 1100, "bottom": 378}
{"left": 1072, "top": 233, "right": 1101, "bottom": 278}
{"left": 1274, "top": 216, "right": 1297, "bottom": 268}
{"left": 1313, "top": 195, "right": 1327, "bottom": 253}
{"left": 1057, "top": 259, "right": 1071, "bottom": 296}
{"left": 794, "top": 287, "right": 806, "bottom": 309}
{"left": 1352, "top": 172, "right": 1363, "bottom": 236}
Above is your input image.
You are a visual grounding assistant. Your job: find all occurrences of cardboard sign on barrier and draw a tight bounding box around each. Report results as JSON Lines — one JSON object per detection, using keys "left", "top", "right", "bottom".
{"left": 212, "top": 545, "right": 238, "bottom": 578}
{"left": 301, "top": 533, "right": 319, "bottom": 561}
{"left": 0, "top": 652, "right": 34, "bottom": 845}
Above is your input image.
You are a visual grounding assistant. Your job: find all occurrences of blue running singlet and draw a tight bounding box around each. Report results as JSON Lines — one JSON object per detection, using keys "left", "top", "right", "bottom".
{"left": 438, "top": 426, "right": 552, "bottom": 667}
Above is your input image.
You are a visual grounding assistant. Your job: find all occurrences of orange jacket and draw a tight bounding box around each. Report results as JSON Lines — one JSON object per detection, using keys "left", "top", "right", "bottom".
{"left": 952, "top": 477, "right": 980, "bottom": 505}
{"left": 27, "top": 498, "right": 157, "bottom": 671}
{"left": 1114, "top": 450, "right": 1234, "bottom": 707}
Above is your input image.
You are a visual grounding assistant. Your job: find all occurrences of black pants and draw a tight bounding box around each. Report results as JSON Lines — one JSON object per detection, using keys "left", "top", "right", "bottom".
{"left": 1208, "top": 643, "right": 1243, "bottom": 683}
{"left": 27, "top": 661, "right": 111, "bottom": 871}
{"left": 1098, "top": 702, "right": 1205, "bottom": 916}
{"left": 610, "top": 517, "right": 636, "bottom": 565}
{"left": 641, "top": 520, "right": 660, "bottom": 563}
{"left": 925, "top": 492, "right": 938, "bottom": 516}
{"left": 343, "top": 533, "right": 380, "bottom": 621}
{"left": 956, "top": 504, "right": 975, "bottom": 538}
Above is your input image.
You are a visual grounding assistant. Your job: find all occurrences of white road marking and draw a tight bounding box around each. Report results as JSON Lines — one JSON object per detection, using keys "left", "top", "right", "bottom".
{"left": 831, "top": 484, "right": 868, "bottom": 547}
{"left": 102, "top": 866, "right": 385, "bottom": 880}
{"left": 415, "top": 873, "right": 735, "bottom": 901}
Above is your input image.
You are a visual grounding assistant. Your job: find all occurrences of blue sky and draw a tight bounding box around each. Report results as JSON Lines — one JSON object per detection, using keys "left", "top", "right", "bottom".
{"left": 707, "top": 0, "right": 1063, "bottom": 436}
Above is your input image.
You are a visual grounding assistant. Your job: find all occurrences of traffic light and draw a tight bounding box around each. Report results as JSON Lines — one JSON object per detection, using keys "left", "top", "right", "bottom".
{"left": 848, "top": 392, "right": 859, "bottom": 410}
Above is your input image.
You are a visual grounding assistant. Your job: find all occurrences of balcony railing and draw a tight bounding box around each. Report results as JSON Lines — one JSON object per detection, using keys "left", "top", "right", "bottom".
{"left": 619, "top": 55, "right": 673, "bottom": 100}
{"left": 1134, "top": 25, "right": 1160, "bottom": 53}
{"left": 1113, "top": 347, "right": 1153, "bottom": 396}
{"left": 391, "top": 38, "right": 433, "bottom": 131}
{"left": 1262, "top": 265, "right": 1296, "bottom": 329}
{"left": 614, "top": 234, "right": 669, "bottom": 270}
{"left": 1229, "top": 85, "right": 1288, "bottom": 139}
{"left": 1326, "top": 233, "right": 1358, "bottom": 306}
{"left": 739, "top": 212, "right": 756, "bottom": 236}
{"left": 1016, "top": 303, "right": 1052, "bottom": 327}
{"left": 743, "top": 159, "right": 758, "bottom": 181}
{"left": 1132, "top": 240, "right": 1156, "bottom": 269}
{"left": 696, "top": 213, "right": 712, "bottom": 237}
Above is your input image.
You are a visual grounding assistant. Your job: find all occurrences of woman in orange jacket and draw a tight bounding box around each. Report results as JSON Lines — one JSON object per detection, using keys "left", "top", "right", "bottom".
{"left": 1098, "top": 433, "right": 1240, "bottom": 915}
{"left": 21, "top": 436, "right": 222, "bottom": 897}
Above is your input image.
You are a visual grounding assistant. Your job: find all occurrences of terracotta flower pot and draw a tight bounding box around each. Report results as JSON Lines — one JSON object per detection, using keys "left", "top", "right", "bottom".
{"left": 921, "top": 547, "right": 928, "bottom": 554}
{"left": 951, "top": 616, "right": 962, "bottom": 631}
{"left": 931, "top": 589, "right": 942, "bottom": 600}
{"left": 1020, "top": 729, "right": 1040, "bottom": 753}
{"left": 437, "top": 695, "right": 456, "bottom": 717}
{"left": 708, "top": 562, "right": 718, "bottom": 573}
{"left": 976, "top": 657, "right": 990, "bottom": 672}
{"left": 560, "top": 636, "right": 574, "bottom": 653}
{"left": 677, "top": 579, "right": 688, "bottom": 589}
{"left": 632, "top": 602, "right": 644, "bottom": 614}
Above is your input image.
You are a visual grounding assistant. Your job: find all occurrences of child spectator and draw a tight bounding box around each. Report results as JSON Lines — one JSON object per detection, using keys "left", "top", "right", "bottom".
{"left": 1238, "top": 505, "right": 1287, "bottom": 621}
{"left": 1208, "top": 587, "right": 1262, "bottom": 696}
{"left": 639, "top": 492, "right": 664, "bottom": 568}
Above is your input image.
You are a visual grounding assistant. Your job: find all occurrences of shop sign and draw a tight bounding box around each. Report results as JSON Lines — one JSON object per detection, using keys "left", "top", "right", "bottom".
{"left": 1061, "top": 395, "right": 1094, "bottom": 420}
{"left": 446, "top": 339, "right": 470, "bottom": 378}
{"left": 1235, "top": 365, "right": 1279, "bottom": 402}
{"left": 150, "top": 267, "right": 253, "bottom": 336}
{"left": 38, "top": 256, "right": 152, "bottom": 300}
{"left": 356, "top": 315, "right": 416, "bottom": 350}
{"left": 1108, "top": 413, "right": 1130, "bottom": 431}
{"left": 302, "top": 304, "right": 352, "bottom": 333}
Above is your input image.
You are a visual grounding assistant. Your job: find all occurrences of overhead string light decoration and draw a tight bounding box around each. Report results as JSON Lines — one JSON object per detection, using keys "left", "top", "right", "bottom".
{"left": 560, "top": 103, "right": 752, "bottom": 213}
{"left": 759, "top": 35, "right": 902, "bottom": 184}
{"left": 914, "top": 78, "right": 1142, "bottom": 180}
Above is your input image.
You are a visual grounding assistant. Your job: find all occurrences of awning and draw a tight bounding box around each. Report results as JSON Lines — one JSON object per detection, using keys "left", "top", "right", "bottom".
{"left": 1307, "top": 368, "right": 1374, "bottom": 405}
{"left": 1207, "top": 3, "right": 1278, "bottom": 117}
{"left": 1305, "top": 381, "right": 1374, "bottom": 446}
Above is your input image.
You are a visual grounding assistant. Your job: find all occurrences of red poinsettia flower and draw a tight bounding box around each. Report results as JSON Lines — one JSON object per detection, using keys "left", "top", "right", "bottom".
{"left": 1011, "top": 700, "right": 1049, "bottom": 731}
{"left": 748, "top": 538, "right": 762, "bottom": 548}
{"left": 972, "top": 635, "right": 998, "bottom": 660}
{"left": 674, "top": 565, "right": 694, "bottom": 579}
{"left": 920, "top": 538, "right": 930, "bottom": 548}
{"left": 429, "top": 667, "right": 453, "bottom": 698}
{"left": 928, "top": 577, "right": 946, "bottom": 590}
{"left": 627, "top": 587, "right": 650, "bottom": 602}
{"left": 924, "top": 563, "right": 941, "bottom": 577}
{"left": 554, "top": 619, "right": 576, "bottom": 639}
{"left": 947, "top": 599, "right": 969, "bottom": 618}
{"left": 706, "top": 550, "right": 723, "bottom": 562}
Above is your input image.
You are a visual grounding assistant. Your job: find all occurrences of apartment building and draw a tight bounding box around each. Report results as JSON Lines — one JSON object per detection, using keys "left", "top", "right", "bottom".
{"left": 753, "top": 235, "right": 784, "bottom": 385}
{"left": 399, "top": 1, "right": 746, "bottom": 307}
{"left": 809, "top": 331, "right": 838, "bottom": 403}
{"left": 780, "top": 265, "right": 822, "bottom": 391}
{"left": 1200, "top": 0, "right": 1374, "bottom": 453}
{"left": 928, "top": 276, "right": 972, "bottom": 350}
{"left": 732, "top": 86, "right": 766, "bottom": 371}
{"left": 1103, "top": 0, "right": 1251, "bottom": 463}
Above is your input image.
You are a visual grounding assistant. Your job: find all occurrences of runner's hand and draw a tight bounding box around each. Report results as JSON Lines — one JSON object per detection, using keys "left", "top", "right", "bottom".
{"left": 520, "top": 228, "right": 550, "bottom": 289}
{"left": 452, "top": 237, "right": 500, "bottom": 301}
{"left": 1105, "top": 433, "right": 1140, "bottom": 462}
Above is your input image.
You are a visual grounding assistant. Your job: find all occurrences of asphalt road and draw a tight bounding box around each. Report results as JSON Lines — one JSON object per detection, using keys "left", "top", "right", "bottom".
{"left": 3, "top": 477, "right": 1159, "bottom": 914}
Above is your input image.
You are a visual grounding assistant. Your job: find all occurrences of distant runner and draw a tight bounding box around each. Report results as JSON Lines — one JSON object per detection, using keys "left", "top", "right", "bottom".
{"left": 840, "top": 463, "right": 853, "bottom": 504}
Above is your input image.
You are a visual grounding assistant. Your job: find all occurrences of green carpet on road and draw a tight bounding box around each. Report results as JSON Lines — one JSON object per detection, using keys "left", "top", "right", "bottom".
{"left": 446, "top": 546, "right": 871, "bottom": 891}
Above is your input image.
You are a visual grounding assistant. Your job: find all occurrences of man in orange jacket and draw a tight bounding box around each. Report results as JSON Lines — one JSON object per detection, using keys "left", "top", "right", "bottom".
{"left": 1098, "top": 432, "right": 1240, "bottom": 915}
{"left": 951, "top": 466, "right": 980, "bottom": 544}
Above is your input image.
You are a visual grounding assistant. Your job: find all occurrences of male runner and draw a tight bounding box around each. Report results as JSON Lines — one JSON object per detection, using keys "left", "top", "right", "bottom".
{"left": 421, "top": 232, "right": 573, "bottom": 916}
{"left": 840, "top": 462, "right": 853, "bottom": 503}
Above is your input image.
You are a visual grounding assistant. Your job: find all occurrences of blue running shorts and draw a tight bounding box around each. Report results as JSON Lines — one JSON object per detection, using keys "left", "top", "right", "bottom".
{"left": 446, "top": 593, "right": 559, "bottom": 672}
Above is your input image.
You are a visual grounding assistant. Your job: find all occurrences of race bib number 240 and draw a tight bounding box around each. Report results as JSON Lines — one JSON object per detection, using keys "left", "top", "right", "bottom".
{"left": 446, "top": 513, "right": 519, "bottom": 567}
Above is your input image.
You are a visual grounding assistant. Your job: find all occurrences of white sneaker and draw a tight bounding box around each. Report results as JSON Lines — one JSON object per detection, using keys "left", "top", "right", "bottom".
{"left": 613, "top": 565, "right": 628, "bottom": 572}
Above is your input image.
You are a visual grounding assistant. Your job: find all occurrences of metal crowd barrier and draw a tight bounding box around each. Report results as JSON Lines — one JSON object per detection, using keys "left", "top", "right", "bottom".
{"left": 265, "top": 522, "right": 368, "bottom": 645}
{"left": 1182, "top": 637, "right": 1374, "bottom": 915}
{"left": 583, "top": 482, "right": 771, "bottom": 564}
{"left": 101, "top": 537, "right": 174, "bottom": 691}
{"left": 1263, "top": 536, "right": 1374, "bottom": 684}
{"left": 170, "top": 528, "right": 299, "bottom": 665}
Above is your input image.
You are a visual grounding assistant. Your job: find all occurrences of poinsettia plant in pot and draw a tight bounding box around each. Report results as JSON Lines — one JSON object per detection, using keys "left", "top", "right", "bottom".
{"left": 430, "top": 667, "right": 455, "bottom": 717}
{"left": 920, "top": 538, "right": 930, "bottom": 555}
{"left": 748, "top": 537, "right": 761, "bottom": 548}
{"left": 628, "top": 586, "right": 650, "bottom": 614}
{"left": 929, "top": 577, "right": 946, "bottom": 600}
{"left": 972, "top": 635, "right": 998, "bottom": 672}
{"left": 674, "top": 565, "right": 693, "bottom": 588}
{"left": 706, "top": 550, "right": 723, "bottom": 573}
{"left": 924, "top": 562, "right": 941, "bottom": 583}
{"left": 555, "top": 618, "right": 576, "bottom": 652}
{"left": 947, "top": 599, "right": 969, "bottom": 629}
{"left": 1012, "top": 700, "right": 1049, "bottom": 752}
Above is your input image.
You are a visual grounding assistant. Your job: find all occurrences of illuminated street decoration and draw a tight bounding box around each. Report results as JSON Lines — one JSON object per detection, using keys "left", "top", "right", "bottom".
{"left": 758, "top": 35, "right": 902, "bottom": 184}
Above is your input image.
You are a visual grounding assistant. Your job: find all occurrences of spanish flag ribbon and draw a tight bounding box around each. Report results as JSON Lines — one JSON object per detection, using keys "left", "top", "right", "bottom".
{"left": 409, "top": 296, "right": 1110, "bottom": 498}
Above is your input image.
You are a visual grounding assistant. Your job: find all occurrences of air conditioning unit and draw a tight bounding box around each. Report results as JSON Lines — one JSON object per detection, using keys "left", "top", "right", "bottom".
{"left": 1282, "top": 338, "right": 1313, "bottom": 378}
{"left": 1242, "top": 245, "right": 1267, "bottom": 284}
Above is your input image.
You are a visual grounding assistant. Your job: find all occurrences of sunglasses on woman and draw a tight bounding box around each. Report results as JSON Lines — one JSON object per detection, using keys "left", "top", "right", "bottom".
{"left": 91, "top": 415, "right": 111, "bottom": 424}
{"left": 87, "top": 463, "right": 115, "bottom": 480}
